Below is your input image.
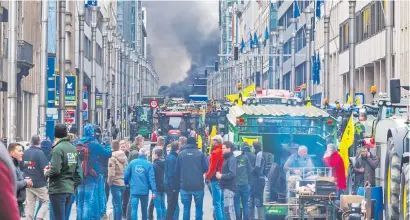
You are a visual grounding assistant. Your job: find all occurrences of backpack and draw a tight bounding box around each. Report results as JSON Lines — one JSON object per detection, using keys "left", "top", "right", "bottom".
{"left": 262, "top": 152, "right": 274, "bottom": 176}
{"left": 76, "top": 142, "right": 98, "bottom": 177}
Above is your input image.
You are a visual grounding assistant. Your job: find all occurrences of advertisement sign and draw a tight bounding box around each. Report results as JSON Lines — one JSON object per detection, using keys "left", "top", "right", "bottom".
{"left": 65, "top": 109, "right": 76, "bottom": 124}
{"left": 96, "top": 93, "right": 103, "bottom": 109}
{"left": 55, "top": 75, "right": 77, "bottom": 106}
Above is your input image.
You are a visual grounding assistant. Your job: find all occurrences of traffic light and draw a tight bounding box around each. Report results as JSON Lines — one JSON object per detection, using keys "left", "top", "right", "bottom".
{"left": 205, "top": 69, "right": 208, "bottom": 78}
{"left": 214, "top": 61, "right": 219, "bottom": 72}
{"left": 234, "top": 46, "right": 239, "bottom": 61}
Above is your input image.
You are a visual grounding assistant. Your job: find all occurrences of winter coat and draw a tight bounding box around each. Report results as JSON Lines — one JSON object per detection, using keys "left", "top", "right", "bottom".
{"left": 13, "top": 157, "right": 26, "bottom": 203}
{"left": 176, "top": 144, "right": 209, "bottom": 191}
{"left": 205, "top": 144, "right": 224, "bottom": 181}
{"left": 354, "top": 152, "right": 379, "bottom": 186}
{"left": 0, "top": 142, "right": 19, "bottom": 220}
{"left": 283, "top": 153, "right": 314, "bottom": 173}
{"left": 99, "top": 143, "right": 112, "bottom": 177}
{"left": 45, "top": 138, "right": 83, "bottom": 194}
{"left": 242, "top": 146, "right": 256, "bottom": 169}
{"left": 164, "top": 150, "right": 179, "bottom": 190}
{"left": 323, "top": 152, "right": 347, "bottom": 190}
{"left": 153, "top": 158, "right": 165, "bottom": 193}
{"left": 124, "top": 155, "right": 156, "bottom": 195}
{"left": 77, "top": 125, "right": 112, "bottom": 184}
{"left": 22, "top": 146, "right": 49, "bottom": 188}
{"left": 108, "top": 150, "right": 128, "bottom": 186}
{"left": 128, "top": 144, "right": 140, "bottom": 162}
{"left": 235, "top": 152, "right": 252, "bottom": 185}
{"left": 220, "top": 152, "right": 237, "bottom": 192}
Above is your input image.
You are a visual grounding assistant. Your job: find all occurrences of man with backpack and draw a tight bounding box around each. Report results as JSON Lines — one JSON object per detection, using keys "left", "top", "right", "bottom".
{"left": 233, "top": 143, "right": 252, "bottom": 220}
{"left": 75, "top": 124, "right": 112, "bottom": 220}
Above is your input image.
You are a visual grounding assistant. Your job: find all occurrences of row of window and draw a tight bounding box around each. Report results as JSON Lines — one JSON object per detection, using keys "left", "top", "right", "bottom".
{"left": 339, "top": 0, "right": 389, "bottom": 52}
{"left": 84, "top": 36, "right": 104, "bottom": 66}
{"left": 278, "top": 1, "right": 311, "bottom": 29}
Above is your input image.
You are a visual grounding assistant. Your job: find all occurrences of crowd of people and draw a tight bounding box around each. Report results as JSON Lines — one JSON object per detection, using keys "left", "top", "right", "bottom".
{"left": 0, "top": 122, "right": 380, "bottom": 220}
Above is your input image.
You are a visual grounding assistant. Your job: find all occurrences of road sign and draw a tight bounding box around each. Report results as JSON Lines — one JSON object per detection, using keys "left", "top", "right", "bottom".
{"left": 64, "top": 109, "right": 76, "bottom": 124}
{"left": 85, "top": 0, "right": 97, "bottom": 8}
{"left": 150, "top": 99, "right": 158, "bottom": 108}
{"left": 55, "top": 75, "right": 77, "bottom": 106}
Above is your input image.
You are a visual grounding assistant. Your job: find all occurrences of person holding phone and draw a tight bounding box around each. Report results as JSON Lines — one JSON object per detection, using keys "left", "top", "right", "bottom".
{"left": 354, "top": 146, "right": 379, "bottom": 188}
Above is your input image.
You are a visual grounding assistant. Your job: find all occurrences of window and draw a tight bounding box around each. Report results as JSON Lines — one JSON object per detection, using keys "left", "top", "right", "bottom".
{"left": 339, "top": 21, "right": 349, "bottom": 52}
{"left": 356, "top": 1, "right": 386, "bottom": 43}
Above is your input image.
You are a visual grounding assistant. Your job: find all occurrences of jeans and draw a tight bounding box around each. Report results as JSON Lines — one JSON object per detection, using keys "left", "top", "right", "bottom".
{"left": 123, "top": 186, "right": 130, "bottom": 218}
{"left": 166, "top": 189, "right": 180, "bottom": 220}
{"left": 111, "top": 185, "right": 126, "bottom": 220}
{"left": 180, "top": 190, "right": 205, "bottom": 220}
{"left": 234, "top": 184, "right": 250, "bottom": 220}
{"left": 49, "top": 193, "right": 72, "bottom": 220}
{"left": 46, "top": 192, "right": 75, "bottom": 220}
{"left": 249, "top": 178, "right": 265, "bottom": 220}
{"left": 210, "top": 181, "right": 224, "bottom": 220}
{"left": 130, "top": 194, "right": 149, "bottom": 220}
{"left": 223, "top": 189, "right": 235, "bottom": 220}
{"left": 153, "top": 192, "right": 167, "bottom": 220}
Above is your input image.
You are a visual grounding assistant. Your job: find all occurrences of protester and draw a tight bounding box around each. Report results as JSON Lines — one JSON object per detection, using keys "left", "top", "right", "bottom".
{"left": 22, "top": 135, "right": 49, "bottom": 220}
{"left": 241, "top": 142, "right": 255, "bottom": 167}
{"left": 44, "top": 123, "right": 82, "bottom": 220}
{"left": 205, "top": 135, "right": 225, "bottom": 220}
{"left": 354, "top": 146, "right": 379, "bottom": 188}
{"left": 323, "top": 144, "right": 346, "bottom": 192}
{"left": 100, "top": 136, "right": 112, "bottom": 204}
{"left": 40, "top": 139, "right": 52, "bottom": 162}
{"left": 152, "top": 149, "right": 166, "bottom": 220}
{"left": 107, "top": 140, "right": 128, "bottom": 220}
{"left": 234, "top": 143, "right": 252, "bottom": 220}
{"left": 176, "top": 137, "right": 208, "bottom": 220}
{"left": 165, "top": 142, "right": 180, "bottom": 220}
{"left": 216, "top": 141, "right": 237, "bottom": 220}
{"left": 129, "top": 136, "right": 143, "bottom": 162}
{"left": 166, "top": 144, "right": 171, "bottom": 156}
{"left": 283, "top": 145, "right": 314, "bottom": 174}
{"left": 0, "top": 141, "right": 20, "bottom": 219}
{"left": 148, "top": 137, "right": 166, "bottom": 219}
{"left": 178, "top": 136, "right": 187, "bottom": 151}
{"left": 76, "top": 124, "right": 112, "bottom": 219}
{"left": 124, "top": 148, "right": 157, "bottom": 220}
{"left": 121, "top": 139, "right": 132, "bottom": 218}
{"left": 249, "top": 141, "right": 266, "bottom": 220}
{"left": 8, "top": 142, "right": 31, "bottom": 217}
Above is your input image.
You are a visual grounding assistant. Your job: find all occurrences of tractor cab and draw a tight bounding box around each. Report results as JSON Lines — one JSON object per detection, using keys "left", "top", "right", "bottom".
{"left": 158, "top": 111, "right": 193, "bottom": 145}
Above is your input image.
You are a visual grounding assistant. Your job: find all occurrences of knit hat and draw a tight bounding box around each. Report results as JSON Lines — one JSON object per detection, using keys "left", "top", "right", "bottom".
{"left": 54, "top": 124, "right": 68, "bottom": 138}
{"left": 187, "top": 137, "right": 196, "bottom": 145}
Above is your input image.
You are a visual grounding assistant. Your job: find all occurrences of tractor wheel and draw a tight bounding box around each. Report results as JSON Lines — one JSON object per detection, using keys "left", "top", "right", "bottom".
{"left": 400, "top": 162, "right": 410, "bottom": 220}
{"left": 384, "top": 137, "right": 401, "bottom": 220}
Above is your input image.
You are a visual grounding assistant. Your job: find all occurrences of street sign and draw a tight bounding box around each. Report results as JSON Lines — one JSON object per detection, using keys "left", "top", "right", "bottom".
{"left": 96, "top": 93, "right": 103, "bottom": 109}
{"left": 64, "top": 109, "right": 75, "bottom": 124}
{"left": 55, "top": 75, "right": 77, "bottom": 106}
{"left": 150, "top": 99, "right": 158, "bottom": 108}
{"left": 85, "top": 0, "right": 97, "bottom": 8}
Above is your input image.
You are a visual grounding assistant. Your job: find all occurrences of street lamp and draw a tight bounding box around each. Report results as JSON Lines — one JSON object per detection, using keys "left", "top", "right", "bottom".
{"left": 90, "top": 5, "right": 100, "bottom": 124}
{"left": 304, "top": 6, "right": 314, "bottom": 97}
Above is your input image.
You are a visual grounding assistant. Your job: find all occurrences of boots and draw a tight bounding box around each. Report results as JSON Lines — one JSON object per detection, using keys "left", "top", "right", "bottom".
{"left": 257, "top": 207, "right": 265, "bottom": 220}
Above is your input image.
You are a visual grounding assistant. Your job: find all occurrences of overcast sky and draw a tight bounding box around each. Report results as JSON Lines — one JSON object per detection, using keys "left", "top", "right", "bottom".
{"left": 143, "top": 1, "right": 220, "bottom": 86}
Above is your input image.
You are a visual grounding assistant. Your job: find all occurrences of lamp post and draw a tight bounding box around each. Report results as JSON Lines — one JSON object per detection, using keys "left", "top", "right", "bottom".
{"left": 101, "top": 17, "right": 109, "bottom": 133}
{"left": 290, "top": 18, "right": 297, "bottom": 91}
{"left": 348, "top": 0, "right": 356, "bottom": 103}
{"left": 271, "top": 30, "right": 278, "bottom": 89}
{"left": 77, "top": 1, "right": 85, "bottom": 136}
{"left": 90, "top": 5, "right": 100, "bottom": 124}
{"left": 107, "top": 24, "right": 115, "bottom": 135}
{"left": 304, "top": 7, "right": 314, "bottom": 97}
{"left": 278, "top": 26, "right": 284, "bottom": 89}
{"left": 7, "top": 0, "right": 17, "bottom": 142}
{"left": 39, "top": 0, "right": 48, "bottom": 138}
{"left": 114, "top": 34, "right": 120, "bottom": 134}
{"left": 58, "top": 0, "right": 66, "bottom": 123}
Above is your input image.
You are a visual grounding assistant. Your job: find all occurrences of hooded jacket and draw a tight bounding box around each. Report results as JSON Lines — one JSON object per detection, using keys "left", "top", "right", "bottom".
{"left": 108, "top": 150, "right": 128, "bottom": 186}
{"left": 128, "top": 143, "right": 140, "bottom": 162}
{"left": 176, "top": 144, "right": 208, "bottom": 191}
{"left": 220, "top": 152, "right": 237, "bottom": 192}
{"left": 235, "top": 152, "right": 252, "bottom": 185}
{"left": 205, "top": 144, "right": 224, "bottom": 181}
{"left": 40, "top": 140, "right": 52, "bottom": 162}
{"left": 323, "top": 152, "right": 347, "bottom": 190}
{"left": 164, "top": 150, "right": 179, "bottom": 190}
{"left": 124, "top": 155, "right": 156, "bottom": 195}
{"left": 77, "top": 124, "right": 112, "bottom": 184}
{"left": 153, "top": 158, "right": 165, "bottom": 193}
{"left": 22, "top": 146, "right": 49, "bottom": 188}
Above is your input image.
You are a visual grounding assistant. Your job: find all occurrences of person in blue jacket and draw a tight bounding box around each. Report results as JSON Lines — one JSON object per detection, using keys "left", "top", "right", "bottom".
{"left": 76, "top": 124, "right": 112, "bottom": 220}
{"left": 124, "top": 148, "right": 156, "bottom": 220}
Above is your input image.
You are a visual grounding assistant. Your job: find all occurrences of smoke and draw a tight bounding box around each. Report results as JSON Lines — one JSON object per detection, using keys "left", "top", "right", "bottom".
{"left": 143, "top": 1, "right": 220, "bottom": 95}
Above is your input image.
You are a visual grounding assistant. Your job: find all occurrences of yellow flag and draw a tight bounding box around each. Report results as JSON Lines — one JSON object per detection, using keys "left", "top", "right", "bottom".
{"left": 340, "top": 113, "right": 355, "bottom": 175}
{"left": 347, "top": 95, "right": 352, "bottom": 105}
{"left": 242, "top": 83, "right": 255, "bottom": 97}
{"left": 197, "top": 135, "right": 203, "bottom": 149}
{"left": 306, "top": 96, "right": 312, "bottom": 107}
{"left": 226, "top": 94, "right": 238, "bottom": 102}
{"left": 242, "top": 137, "right": 259, "bottom": 146}
{"left": 208, "top": 126, "right": 217, "bottom": 153}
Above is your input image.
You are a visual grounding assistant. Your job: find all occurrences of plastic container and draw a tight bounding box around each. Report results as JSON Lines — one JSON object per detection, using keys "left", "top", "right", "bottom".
{"left": 357, "top": 186, "right": 383, "bottom": 220}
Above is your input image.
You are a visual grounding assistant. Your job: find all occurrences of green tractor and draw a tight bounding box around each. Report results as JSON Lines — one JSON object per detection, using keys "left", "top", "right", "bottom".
{"left": 130, "top": 105, "right": 153, "bottom": 140}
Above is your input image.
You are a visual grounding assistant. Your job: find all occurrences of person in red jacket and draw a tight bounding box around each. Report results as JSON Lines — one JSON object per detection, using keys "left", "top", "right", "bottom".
{"left": 205, "top": 135, "right": 225, "bottom": 220}
{"left": 323, "top": 143, "right": 346, "bottom": 193}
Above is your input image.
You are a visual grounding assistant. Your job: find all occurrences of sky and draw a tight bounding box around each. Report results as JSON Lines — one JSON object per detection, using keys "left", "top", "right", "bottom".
{"left": 143, "top": 0, "right": 220, "bottom": 86}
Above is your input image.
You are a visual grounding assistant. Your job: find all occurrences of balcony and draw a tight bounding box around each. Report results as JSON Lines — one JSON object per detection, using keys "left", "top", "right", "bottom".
{"left": 17, "top": 40, "right": 34, "bottom": 77}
